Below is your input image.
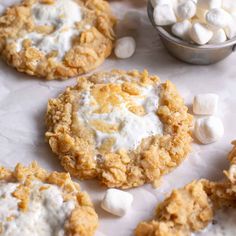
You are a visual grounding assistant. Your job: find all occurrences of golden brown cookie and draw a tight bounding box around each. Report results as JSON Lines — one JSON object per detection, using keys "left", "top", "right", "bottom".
{"left": 0, "top": 0, "right": 115, "bottom": 80}
{"left": 45, "top": 70, "right": 193, "bottom": 189}
{"left": 135, "top": 141, "right": 236, "bottom": 236}
{"left": 0, "top": 162, "right": 98, "bottom": 236}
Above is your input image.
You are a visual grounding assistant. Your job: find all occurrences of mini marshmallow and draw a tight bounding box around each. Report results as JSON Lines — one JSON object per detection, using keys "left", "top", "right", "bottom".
{"left": 171, "top": 20, "right": 192, "bottom": 40}
{"left": 114, "top": 37, "right": 136, "bottom": 59}
{"left": 101, "top": 189, "right": 133, "bottom": 216}
{"left": 206, "top": 8, "right": 231, "bottom": 29}
{"left": 176, "top": 0, "right": 196, "bottom": 20}
{"left": 197, "top": 0, "right": 222, "bottom": 10}
{"left": 123, "top": 11, "right": 141, "bottom": 29}
{"left": 222, "top": 0, "right": 236, "bottom": 13}
{"left": 209, "top": 28, "right": 227, "bottom": 44}
{"left": 151, "top": 0, "right": 172, "bottom": 8}
{"left": 194, "top": 116, "right": 224, "bottom": 144}
{"left": 153, "top": 4, "right": 177, "bottom": 26}
{"left": 225, "top": 15, "right": 236, "bottom": 39}
{"left": 193, "top": 93, "right": 219, "bottom": 115}
{"left": 190, "top": 23, "right": 213, "bottom": 45}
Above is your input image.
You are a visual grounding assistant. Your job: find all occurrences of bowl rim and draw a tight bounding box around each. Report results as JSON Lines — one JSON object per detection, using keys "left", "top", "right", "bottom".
{"left": 147, "top": 0, "right": 236, "bottom": 50}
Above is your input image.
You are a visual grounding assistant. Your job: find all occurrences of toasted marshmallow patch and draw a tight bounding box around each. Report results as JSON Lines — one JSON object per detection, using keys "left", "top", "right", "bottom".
{"left": 101, "top": 189, "right": 133, "bottom": 216}
{"left": 15, "top": 0, "right": 83, "bottom": 60}
{"left": 0, "top": 181, "right": 75, "bottom": 236}
{"left": 77, "top": 78, "right": 163, "bottom": 152}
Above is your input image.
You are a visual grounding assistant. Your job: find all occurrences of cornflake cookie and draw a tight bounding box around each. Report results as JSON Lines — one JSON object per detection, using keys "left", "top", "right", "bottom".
{"left": 135, "top": 141, "right": 236, "bottom": 236}
{"left": 0, "top": 0, "right": 115, "bottom": 80}
{"left": 0, "top": 162, "right": 98, "bottom": 236}
{"left": 45, "top": 70, "right": 192, "bottom": 189}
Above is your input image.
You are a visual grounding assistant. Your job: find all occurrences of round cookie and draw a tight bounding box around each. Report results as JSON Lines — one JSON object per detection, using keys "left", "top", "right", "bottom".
{"left": 45, "top": 70, "right": 193, "bottom": 189}
{"left": 0, "top": 162, "right": 98, "bottom": 236}
{"left": 0, "top": 0, "right": 115, "bottom": 80}
{"left": 135, "top": 141, "right": 236, "bottom": 236}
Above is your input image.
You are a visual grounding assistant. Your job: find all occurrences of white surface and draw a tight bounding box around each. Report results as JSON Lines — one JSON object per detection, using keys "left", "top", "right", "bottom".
{"left": 0, "top": 0, "right": 236, "bottom": 235}
{"left": 77, "top": 80, "right": 163, "bottom": 151}
{"left": 0, "top": 181, "right": 75, "bottom": 236}
{"left": 193, "top": 207, "right": 236, "bottom": 235}
{"left": 101, "top": 189, "right": 133, "bottom": 217}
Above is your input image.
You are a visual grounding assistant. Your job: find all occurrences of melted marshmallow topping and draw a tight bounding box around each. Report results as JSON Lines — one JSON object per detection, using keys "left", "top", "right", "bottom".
{"left": 77, "top": 77, "right": 163, "bottom": 152}
{"left": 0, "top": 181, "right": 75, "bottom": 236}
{"left": 15, "top": 0, "right": 83, "bottom": 60}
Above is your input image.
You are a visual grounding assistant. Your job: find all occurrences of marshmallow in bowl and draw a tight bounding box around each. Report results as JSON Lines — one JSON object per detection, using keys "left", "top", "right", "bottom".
{"left": 190, "top": 23, "right": 213, "bottom": 45}
{"left": 197, "top": 0, "right": 222, "bottom": 10}
{"left": 209, "top": 28, "right": 227, "bottom": 44}
{"left": 171, "top": 20, "right": 192, "bottom": 40}
{"left": 206, "top": 8, "right": 231, "bottom": 29}
{"left": 114, "top": 37, "right": 136, "bottom": 59}
{"left": 194, "top": 116, "right": 224, "bottom": 144}
{"left": 101, "top": 189, "right": 134, "bottom": 217}
{"left": 193, "top": 93, "right": 219, "bottom": 115}
{"left": 152, "top": 0, "right": 236, "bottom": 45}
{"left": 225, "top": 14, "right": 236, "bottom": 39}
{"left": 153, "top": 4, "right": 177, "bottom": 25}
{"left": 176, "top": 0, "right": 197, "bottom": 20}
{"left": 222, "top": 0, "right": 236, "bottom": 13}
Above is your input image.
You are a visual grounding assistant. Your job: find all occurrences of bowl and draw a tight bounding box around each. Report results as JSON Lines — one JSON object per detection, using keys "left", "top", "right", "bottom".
{"left": 147, "top": 1, "right": 236, "bottom": 65}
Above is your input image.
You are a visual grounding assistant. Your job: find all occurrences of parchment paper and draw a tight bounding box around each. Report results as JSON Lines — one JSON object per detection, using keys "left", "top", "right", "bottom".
{"left": 1, "top": 1, "right": 236, "bottom": 235}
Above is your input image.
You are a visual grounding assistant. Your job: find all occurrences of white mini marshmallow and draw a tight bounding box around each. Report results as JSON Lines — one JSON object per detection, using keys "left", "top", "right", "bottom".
{"left": 114, "top": 37, "right": 136, "bottom": 59}
{"left": 190, "top": 23, "right": 213, "bottom": 45}
{"left": 225, "top": 15, "right": 236, "bottom": 39}
{"left": 193, "top": 93, "right": 219, "bottom": 115}
{"left": 176, "top": 0, "right": 197, "bottom": 20}
{"left": 222, "top": 0, "right": 236, "bottom": 13}
{"left": 151, "top": 0, "right": 172, "bottom": 7}
{"left": 123, "top": 11, "right": 141, "bottom": 29}
{"left": 197, "top": 0, "right": 222, "bottom": 10}
{"left": 194, "top": 116, "right": 224, "bottom": 144}
{"left": 153, "top": 4, "right": 177, "bottom": 25}
{"left": 172, "top": 20, "right": 192, "bottom": 40}
{"left": 209, "top": 29, "right": 227, "bottom": 44}
{"left": 206, "top": 8, "right": 231, "bottom": 29}
{"left": 101, "top": 189, "right": 133, "bottom": 217}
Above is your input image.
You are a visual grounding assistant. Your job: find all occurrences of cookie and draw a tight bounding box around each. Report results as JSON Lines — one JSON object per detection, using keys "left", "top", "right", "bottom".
{"left": 0, "top": 0, "right": 115, "bottom": 80}
{"left": 0, "top": 162, "right": 98, "bottom": 236}
{"left": 135, "top": 141, "right": 236, "bottom": 236}
{"left": 45, "top": 70, "right": 193, "bottom": 189}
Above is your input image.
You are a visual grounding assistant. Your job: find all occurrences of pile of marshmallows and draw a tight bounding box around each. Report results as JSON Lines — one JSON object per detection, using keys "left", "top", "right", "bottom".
{"left": 193, "top": 93, "right": 224, "bottom": 144}
{"left": 152, "top": 0, "right": 236, "bottom": 45}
